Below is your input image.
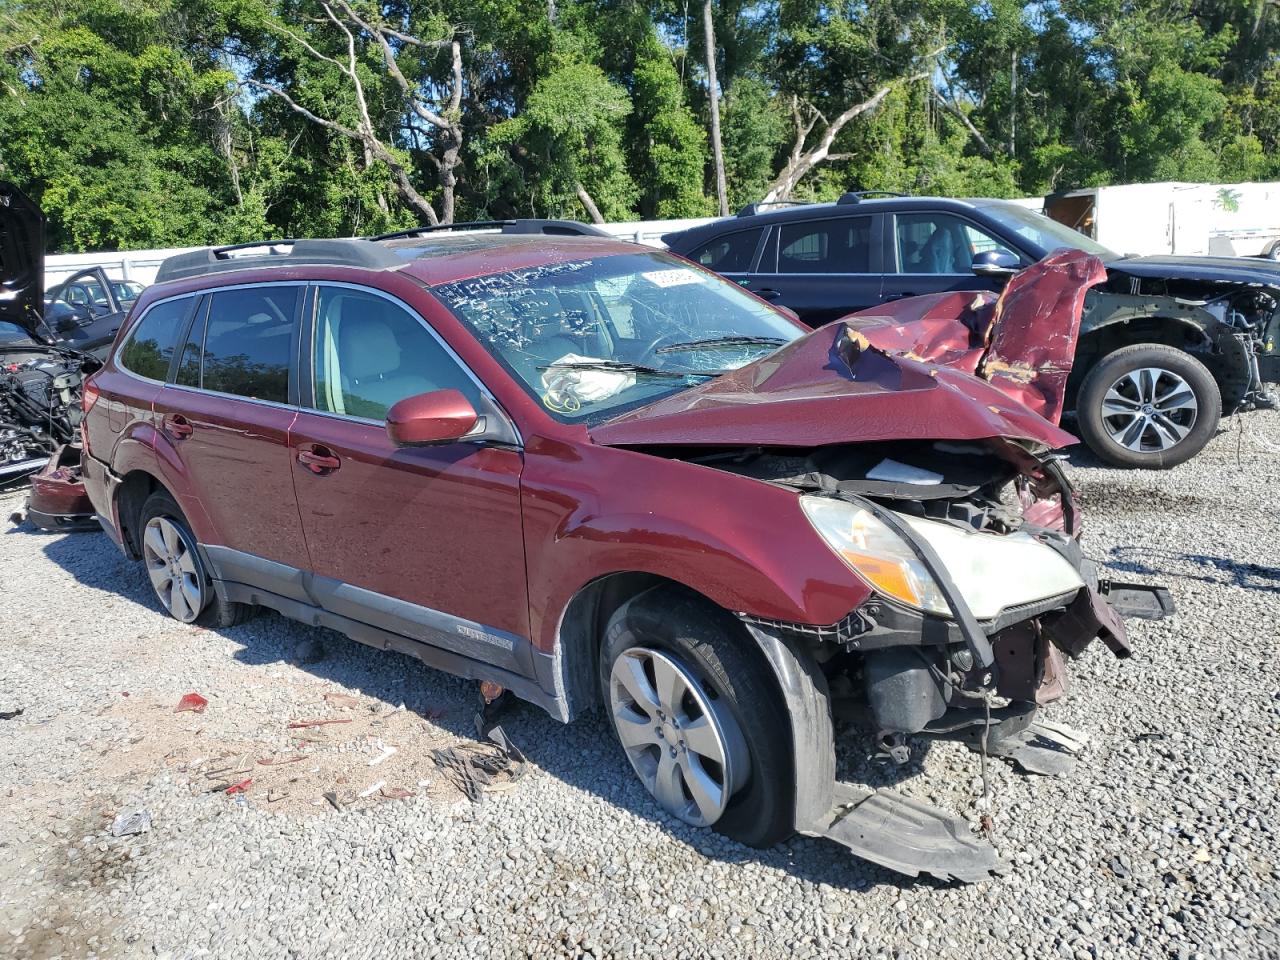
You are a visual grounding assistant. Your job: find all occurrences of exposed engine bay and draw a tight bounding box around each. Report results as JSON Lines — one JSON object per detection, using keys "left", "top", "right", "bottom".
{"left": 1081, "top": 274, "right": 1280, "bottom": 411}
{"left": 0, "top": 345, "right": 95, "bottom": 484}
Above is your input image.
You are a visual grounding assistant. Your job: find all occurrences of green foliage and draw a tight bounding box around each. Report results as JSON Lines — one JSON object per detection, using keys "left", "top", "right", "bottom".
{"left": 1, "top": 0, "right": 1278, "bottom": 249}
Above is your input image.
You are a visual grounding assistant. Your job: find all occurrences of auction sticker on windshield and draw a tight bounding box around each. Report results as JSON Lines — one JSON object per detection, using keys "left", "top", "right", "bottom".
{"left": 642, "top": 269, "right": 706, "bottom": 288}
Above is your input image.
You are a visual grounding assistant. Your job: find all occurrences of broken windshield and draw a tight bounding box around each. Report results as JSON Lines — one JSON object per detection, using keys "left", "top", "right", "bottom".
{"left": 431, "top": 251, "right": 803, "bottom": 421}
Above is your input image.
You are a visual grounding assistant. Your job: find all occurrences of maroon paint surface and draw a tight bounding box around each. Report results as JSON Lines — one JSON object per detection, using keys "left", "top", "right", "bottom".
{"left": 844, "top": 250, "right": 1107, "bottom": 424}
{"left": 82, "top": 240, "right": 1099, "bottom": 670}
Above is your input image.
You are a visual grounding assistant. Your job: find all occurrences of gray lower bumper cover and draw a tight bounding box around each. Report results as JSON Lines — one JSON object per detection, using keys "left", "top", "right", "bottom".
{"left": 742, "top": 622, "right": 1008, "bottom": 883}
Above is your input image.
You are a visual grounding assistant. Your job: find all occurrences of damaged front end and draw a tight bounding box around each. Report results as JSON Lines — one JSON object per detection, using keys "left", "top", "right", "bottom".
{"left": 595, "top": 313, "right": 1172, "bottom": 882}
{"left": 0, "top": 342, "right": 98, "bottom": 530}
{"left": 1, "top": 180, "right": 98, "bottom": 529}
{"left": 719, "top": 429, "right": 1169, "bottom": 880}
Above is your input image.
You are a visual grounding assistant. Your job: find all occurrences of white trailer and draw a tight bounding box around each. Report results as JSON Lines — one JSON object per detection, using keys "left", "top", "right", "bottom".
{"left": 1043, "top": 181, "right": 1280, "bottom": 259}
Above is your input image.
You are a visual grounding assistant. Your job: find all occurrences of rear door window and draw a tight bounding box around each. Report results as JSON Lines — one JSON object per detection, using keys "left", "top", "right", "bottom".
{"left": 118, "top": 298, "right": 190, "bottom": 381}
{"left": 776, "top": 218, "right": 873, "bottom": 273}
{"left": 180, "top": 286, "right": 298, "bottom": 403}
{"left": 685, "top": 229, "right": 763, "bottom": 272}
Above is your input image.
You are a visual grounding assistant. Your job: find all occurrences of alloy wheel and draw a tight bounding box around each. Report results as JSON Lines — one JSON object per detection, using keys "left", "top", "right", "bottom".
{"left": 608, "top": 646, "right": 749, "bottom": 827}
{"left": 142, "top": 516, "right": 205, "bottom": 623}
{"left": 1100, "top": 366, "right": 1199, "bottom": 453}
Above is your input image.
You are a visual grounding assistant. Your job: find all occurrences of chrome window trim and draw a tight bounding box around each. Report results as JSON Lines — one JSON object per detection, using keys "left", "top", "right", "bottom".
{"left": 304, "top": 280, "right": 523, "bottom": 446}
{"left": 162, "top": 380, "right": 300, "bottom": 413}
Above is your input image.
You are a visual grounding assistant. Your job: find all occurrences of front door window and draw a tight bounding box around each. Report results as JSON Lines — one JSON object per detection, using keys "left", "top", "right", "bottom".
{"left": 308, "top": 286, "right": 480, "bottom": 420}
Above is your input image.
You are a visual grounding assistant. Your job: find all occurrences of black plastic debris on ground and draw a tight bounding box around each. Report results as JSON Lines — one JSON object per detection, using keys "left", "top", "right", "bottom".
{"left": 432, "top": 725, "right": 527, "bottom": 802}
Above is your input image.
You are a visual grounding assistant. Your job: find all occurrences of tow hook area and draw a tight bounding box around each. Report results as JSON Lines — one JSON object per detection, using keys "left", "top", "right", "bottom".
{"left": 923, "top": 703, "right": 1091, "bottom": 777}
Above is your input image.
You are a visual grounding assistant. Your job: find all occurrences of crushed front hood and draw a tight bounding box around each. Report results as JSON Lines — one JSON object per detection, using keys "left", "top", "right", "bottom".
{"left": 0, "top": 182, "right": 46, "bottom": 337}
{"left": 843, "top": 249, "right": 1107, "bottom": 423}
{"left": 590, "top": 322, "right": 1077, "bottom": 450}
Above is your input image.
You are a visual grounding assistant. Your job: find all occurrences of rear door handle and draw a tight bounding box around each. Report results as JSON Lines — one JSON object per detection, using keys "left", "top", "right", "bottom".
{"left": 882, "top": 293, "right": 916, "bottom": 302}
{"left": 297, "top": 445, "right": 341, "bottom": 474}
{"left": 163, "top": 414, "right": 193, "bottom": 439}
{"left": 753, "top": 288, "right": 783, "bottom": 302}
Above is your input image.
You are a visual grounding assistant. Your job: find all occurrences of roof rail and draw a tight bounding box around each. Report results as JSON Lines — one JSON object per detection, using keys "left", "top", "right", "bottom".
{"left": 735, "top": 200, "right": 809, "bottom": 218}
{"left": 836, "top": 190, "right": 907, "bottom": 205}
{"left": 155, "top": 238, "right": 402, "bottom": 284}
{"left": 368, "top": 219, "right": 609, "bottom": 242}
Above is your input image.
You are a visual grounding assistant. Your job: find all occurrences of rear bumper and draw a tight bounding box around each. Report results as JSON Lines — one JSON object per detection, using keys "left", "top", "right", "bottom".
{"left": 25, "top": 445, "right": 97, "bottom": 533}
{"left": 80, "top": 452, "right": 125, "bottom": 550}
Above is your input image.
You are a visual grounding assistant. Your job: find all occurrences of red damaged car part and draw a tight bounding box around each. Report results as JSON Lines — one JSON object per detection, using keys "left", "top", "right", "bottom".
{"left": 25, "top": 442, "right": 97, "bottom": 531}
{"left": 843, "top": 249, "right": 1109, "bottom": 424}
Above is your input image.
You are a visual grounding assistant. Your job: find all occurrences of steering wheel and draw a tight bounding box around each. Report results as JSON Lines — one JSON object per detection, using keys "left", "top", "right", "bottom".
{"left": 635, "top": 331, "right": 682, "bottom": 364}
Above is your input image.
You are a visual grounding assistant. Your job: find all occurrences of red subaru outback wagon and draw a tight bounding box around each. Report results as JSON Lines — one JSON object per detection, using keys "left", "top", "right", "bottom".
{"left": 81, "top": 223, "right": 1169, "bottom": 882}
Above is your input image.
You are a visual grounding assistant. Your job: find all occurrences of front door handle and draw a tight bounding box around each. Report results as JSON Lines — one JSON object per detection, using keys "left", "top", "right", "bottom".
{"left": 163, "top": 414, "right": 193, "bottom": 439}
{"left": 753, "top": 288, "right": 782, "bottom": 302}
{"left": 882, "top": 292, "right": 916, "bottom": 302}
{"left": 297, "top": 445, "right": 341, "bottom": 474}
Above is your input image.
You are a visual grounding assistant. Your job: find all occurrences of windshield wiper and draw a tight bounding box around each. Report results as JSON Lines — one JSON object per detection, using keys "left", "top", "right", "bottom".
{"left": 537, "top": 359, "right": 706, "bottom": 379}
{"left": 656, "top": 335, "right": 788, "bottom": 354}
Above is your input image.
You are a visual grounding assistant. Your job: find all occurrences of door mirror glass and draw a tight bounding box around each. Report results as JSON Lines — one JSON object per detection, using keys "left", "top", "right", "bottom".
{"left": 386, "top": 389, "right": 480, "bottom": 446}
{"left": 971, "top": 250, "right": 1021, "bottom": 278}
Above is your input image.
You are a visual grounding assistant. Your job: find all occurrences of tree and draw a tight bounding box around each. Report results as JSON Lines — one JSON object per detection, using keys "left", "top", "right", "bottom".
{"left": 702, "top": 0, "right": 729, "bottom": 216}
{"left": 245, "top": 0, "right": 465, "bottom": 223}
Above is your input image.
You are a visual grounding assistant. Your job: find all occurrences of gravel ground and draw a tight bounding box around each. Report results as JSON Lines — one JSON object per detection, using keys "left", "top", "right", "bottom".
{"left": 1, "top": 413, "right": 1278, "bottom": 960}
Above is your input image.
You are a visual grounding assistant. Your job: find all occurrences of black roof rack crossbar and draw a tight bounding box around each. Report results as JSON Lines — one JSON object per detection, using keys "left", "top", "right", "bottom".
{"left": 837, "top": 190, "right": 907, "bottom": 204}
{"left": 368, "top": 219, "right": 609, "bottom": 242}
{"left": 735, "top": 200, "right": 809, "bottom": 218}
{"left": 154, "top": 238, "right": 404, "bottom": 284}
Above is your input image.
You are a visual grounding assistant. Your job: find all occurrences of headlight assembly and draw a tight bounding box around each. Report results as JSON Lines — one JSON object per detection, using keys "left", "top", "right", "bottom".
{"left": 800, "top": 496, "right": 950, "bottom": 615}
{"left": 801, "top": 496, "right": 1085, "bottom": 621}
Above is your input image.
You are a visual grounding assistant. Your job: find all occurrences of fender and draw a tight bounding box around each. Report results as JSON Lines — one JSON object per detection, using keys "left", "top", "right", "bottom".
{"left": 107, "top": 420, "right": 216, "bottom": 542}
{"left": 521, "top": 439, "right": 872, "bottom": 660}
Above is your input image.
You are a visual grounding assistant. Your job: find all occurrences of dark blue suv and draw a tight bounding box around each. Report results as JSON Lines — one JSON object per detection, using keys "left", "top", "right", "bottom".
{"left": 665, "top": 194, "right": 1280, "bottom": 469}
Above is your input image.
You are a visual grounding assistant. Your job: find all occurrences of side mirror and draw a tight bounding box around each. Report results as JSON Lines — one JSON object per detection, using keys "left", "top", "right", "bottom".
{"left": 386, "top": 389, "right": 480, "bottom": 446}
{"left": 971, "top": 250, "right": 1021, "bottom": 279}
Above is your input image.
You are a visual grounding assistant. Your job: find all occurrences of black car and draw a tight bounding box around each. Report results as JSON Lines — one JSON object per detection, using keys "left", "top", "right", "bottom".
{"left": 665, "top": 194, "right": 1280, "bottom": 468}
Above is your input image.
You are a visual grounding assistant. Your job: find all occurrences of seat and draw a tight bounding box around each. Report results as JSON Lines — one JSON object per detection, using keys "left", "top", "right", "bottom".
{"left": 337, "top": 311, "right": 435, "bottom": 417}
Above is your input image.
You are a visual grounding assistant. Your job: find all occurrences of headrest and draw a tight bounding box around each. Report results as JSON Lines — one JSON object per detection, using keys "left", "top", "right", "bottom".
{"left": 338, "top": 311, "right": 400, "bottom": 381}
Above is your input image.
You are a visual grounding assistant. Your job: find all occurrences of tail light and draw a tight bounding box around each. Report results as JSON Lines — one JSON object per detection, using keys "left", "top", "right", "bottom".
{"left": 82, "top": 378, "right": 101, "bottom": 415}
{"left": 81, "top": 377, "right": 101, "bottom": 456}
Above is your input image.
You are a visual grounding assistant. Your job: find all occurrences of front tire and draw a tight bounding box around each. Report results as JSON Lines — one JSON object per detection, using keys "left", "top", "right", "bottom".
{"left": 599, "top": 586, "right": 793, "bottom": 848}
{"left": 1076, "top": 343, "right": 1220, "bottom": 469}
{"left": 137, "top": 491, "right": 256, "bottom": 627}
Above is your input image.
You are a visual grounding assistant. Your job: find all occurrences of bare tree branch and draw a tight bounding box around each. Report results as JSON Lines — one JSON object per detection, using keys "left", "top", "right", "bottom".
{"left": 251, "top": 4, "right": 466, "bottom": 223}
{"left": 246, "top": 78, "right": 439, "bottom": 223}
{"left": 763, "top": 70, "right": 929, "bottom": 203}
{"left": 575, "top": 182, "right": 604, "bottom": 223}
{"left": 933, "top": 90, "right": 994, "bottom": 158}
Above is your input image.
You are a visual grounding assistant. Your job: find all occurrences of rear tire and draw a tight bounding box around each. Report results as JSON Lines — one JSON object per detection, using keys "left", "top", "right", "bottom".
{"left": 1076, "top": 343, "right": 1220, "bottom": 469}
{"left": 599, "top": 585, "right": 793, "bottom": 848}
{"left": 137, "top": 490, "right": 257, "bottom": 627}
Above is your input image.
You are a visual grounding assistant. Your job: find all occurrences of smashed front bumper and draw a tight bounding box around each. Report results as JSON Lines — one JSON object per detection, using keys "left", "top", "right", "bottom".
{"left": 740, "top": 541, "right": 1173, "bottom": 883}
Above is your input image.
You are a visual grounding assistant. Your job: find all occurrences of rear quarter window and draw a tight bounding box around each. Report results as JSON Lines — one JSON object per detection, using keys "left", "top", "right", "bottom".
{"left": 118, "top": 298, "right": 189, "bottom": 381}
